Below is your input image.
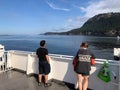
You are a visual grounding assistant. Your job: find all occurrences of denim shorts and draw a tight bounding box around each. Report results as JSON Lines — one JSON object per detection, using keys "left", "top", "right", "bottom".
{"left": 39, "top": 61, "right": 50, "bottom": 75}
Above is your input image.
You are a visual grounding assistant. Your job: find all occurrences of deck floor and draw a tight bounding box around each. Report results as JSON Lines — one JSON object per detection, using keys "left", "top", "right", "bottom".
{"left": 0, "top": 70, "right": 76, "bottom": 90}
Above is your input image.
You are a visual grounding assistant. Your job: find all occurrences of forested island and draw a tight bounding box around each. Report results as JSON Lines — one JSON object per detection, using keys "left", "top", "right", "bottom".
{"left": 44, "top": 12, "right": 120, "bottom": 37}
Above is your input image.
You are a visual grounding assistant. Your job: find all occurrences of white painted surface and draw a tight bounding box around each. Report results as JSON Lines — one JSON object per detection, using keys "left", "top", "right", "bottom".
{"left": 6, "top": 50, "right": 120, "bottom": 90}
{"left": 114, "top": 48, "right": 120, "bottom": 56}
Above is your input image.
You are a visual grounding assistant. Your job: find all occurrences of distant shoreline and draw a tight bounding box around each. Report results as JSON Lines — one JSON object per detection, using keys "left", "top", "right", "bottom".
{"left": 43, "top": 33, "right": 118, "bottom": 37}
{"left": 0, "top": 34, "right": 13, "bottom": 36}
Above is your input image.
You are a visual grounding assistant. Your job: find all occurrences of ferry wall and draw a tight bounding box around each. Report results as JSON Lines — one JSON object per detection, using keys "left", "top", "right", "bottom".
{"left": 6, "top": 50, "right": 120, "bottom": 90}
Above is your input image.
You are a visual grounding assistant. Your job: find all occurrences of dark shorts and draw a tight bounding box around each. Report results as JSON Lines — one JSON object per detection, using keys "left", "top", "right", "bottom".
{"left": 75, "top": 70, "right": 90, "bottom": 76}
{"left": 39, "top": 61, "right": 50, "bottom": 75}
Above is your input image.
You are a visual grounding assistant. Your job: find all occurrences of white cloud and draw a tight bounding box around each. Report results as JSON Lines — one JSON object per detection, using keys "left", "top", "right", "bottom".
{"left": 66, "top": 0, "right": 120, "bottom": 30}
{"left": 81, "top": 0, "right": 120, "bottom": 17}
{"left": 46, "top": 1, "right": 70, "bottom": 11}
{"left": 68, "top": 18, "right": 73, "bottom": 22}
{"left": 46, "top": 0, "right": 120, "bottom": 31}
{"left": 65, "top": 16, "right": 89, "bottom": 30}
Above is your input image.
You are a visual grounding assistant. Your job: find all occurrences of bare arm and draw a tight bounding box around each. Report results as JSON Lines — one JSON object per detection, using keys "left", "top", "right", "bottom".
{"left": 46, "top": 55, "right": 50, "bottom": 64}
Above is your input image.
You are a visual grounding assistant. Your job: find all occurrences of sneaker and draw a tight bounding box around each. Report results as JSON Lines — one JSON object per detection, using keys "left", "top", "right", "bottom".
{"left": 44, "top": 83, "right": 52, "bottom": 87}
{"left": 38, "top": 82, "right": 42, "bottom": 86}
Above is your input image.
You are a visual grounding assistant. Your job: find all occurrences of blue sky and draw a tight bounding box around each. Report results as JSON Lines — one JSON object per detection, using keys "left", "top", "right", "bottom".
{"left": 0, "top": 0, "right": 120, "bottom": 35}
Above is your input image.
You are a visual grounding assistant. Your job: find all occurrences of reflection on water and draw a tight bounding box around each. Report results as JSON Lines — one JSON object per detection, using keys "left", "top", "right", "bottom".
{"left": 86, "top": 36, "right": 120, "bottom": 60}
{"left": 0, "top": 35, "right": 120, "bottom": 60}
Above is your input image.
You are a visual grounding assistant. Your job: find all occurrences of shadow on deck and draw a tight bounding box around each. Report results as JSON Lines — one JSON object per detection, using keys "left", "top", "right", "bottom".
{"left": 0, "top": 70, "right": 93, "bottom": 90}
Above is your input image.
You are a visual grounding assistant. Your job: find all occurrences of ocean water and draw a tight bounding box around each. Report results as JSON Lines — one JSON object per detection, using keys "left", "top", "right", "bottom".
{"left": 0, "top": 35, "right": 120, "bottom": 60}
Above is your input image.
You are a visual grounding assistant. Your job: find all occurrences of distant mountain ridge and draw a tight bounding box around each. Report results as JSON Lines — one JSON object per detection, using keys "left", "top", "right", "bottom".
{"left": 45, "top": 12, "right": 120, "bottom": 36}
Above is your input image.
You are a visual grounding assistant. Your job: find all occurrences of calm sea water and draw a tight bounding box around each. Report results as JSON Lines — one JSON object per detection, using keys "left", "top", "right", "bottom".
{"left": 0, "top": 35, "right": 120, "bottom": 60}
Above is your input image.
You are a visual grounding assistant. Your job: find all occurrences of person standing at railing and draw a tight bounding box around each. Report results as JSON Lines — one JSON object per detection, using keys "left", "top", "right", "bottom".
{"left": 36, "top": 40, "right": 52, "bottom": 87}
{"left": 73, "top": 42, "right": 95, "bottom": 90}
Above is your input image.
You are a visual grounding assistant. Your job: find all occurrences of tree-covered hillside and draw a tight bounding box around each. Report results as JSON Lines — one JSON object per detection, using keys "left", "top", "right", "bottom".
{"left": 67, "top": 12, "right": 120, "bottom": 36}
{"left": 45, "top": 12, "right": 120, "bottom": 36}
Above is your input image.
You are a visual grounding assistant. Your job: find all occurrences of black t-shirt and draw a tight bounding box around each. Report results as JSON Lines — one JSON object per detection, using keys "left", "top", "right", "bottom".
{"left": 36, "top": 47, "right": 48, "bottom": 62}
{"left": 75, "top": 48, "right": 95, "bottom": 73}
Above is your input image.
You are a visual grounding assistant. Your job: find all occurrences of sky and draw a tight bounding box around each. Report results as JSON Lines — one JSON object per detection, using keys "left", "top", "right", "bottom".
{"left": 0, "top": 0, "right": 120, "bottom": 35}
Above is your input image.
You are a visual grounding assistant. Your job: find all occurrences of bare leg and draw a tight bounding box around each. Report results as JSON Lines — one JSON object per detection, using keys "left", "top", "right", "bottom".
{"left": 44, "top": 75, "right": 52, "bottom": 87}
{"left": 78, "top": 74, "right": 83, "bottom": 90}
{"left": 83, "top": 76, "right": 89, "bottom": 90}
{"left": 45, "top": 75, "right": 48, "bottom": 83}
{"left": 38, "top": 74, "right": 42, "bottom": 83}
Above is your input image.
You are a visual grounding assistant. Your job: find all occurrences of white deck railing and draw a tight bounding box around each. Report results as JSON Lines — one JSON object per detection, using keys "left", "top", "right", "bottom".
{"left": 1, "top": 50, "right": 120, "bottom": 90}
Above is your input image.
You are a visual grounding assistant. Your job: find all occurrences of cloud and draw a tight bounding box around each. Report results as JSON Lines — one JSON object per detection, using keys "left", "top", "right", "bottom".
{"left": 80, "top": 0, "right": 120, "bottom": 17}
{"left": 65, "top": 16, "right": 89, "bottom": 30}
{"left": 46, "top": 0, "right": 120, "bottom": 31}
{"left": 67, "top": 0, "right": 120, "bottom": 30}
{"left": 46, "top": 1, "right": 70, "bottom": 11}
{"left": 53, "top": 28, "right": 69, "bottom": 32}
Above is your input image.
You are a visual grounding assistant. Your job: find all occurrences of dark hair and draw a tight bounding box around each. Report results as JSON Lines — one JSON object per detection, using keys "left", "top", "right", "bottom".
{"left": 80, "top": 42, "right": 88, "bottom": 48}
{"left": 40, "top": 40, "right": 46, "bottom": 46}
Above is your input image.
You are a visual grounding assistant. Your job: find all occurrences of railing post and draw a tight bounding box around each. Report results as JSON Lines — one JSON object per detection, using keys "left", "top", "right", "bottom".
{"left": 6, "top": 52, "right": 12, "bottom": 70}
{"left": 26, "top": 54, "right": 32, "bottom": 75}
